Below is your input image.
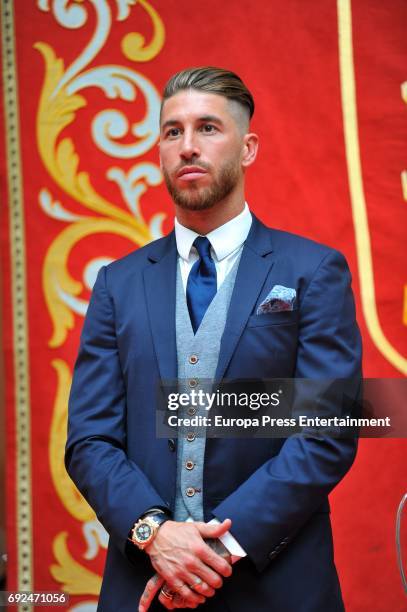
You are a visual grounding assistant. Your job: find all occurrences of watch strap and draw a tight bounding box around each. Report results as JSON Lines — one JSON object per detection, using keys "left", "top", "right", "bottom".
{"left": 129, "top": 510, "right": 171, "bottom": 550}
{"left": 142, "top": 510, "right": 170, "bottom": 526}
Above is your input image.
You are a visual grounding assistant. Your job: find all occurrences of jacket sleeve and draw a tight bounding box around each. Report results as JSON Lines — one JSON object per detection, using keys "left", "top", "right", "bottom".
{"left": 212, "top": 249, "right": 362, "bottom": 572}
{"left": 65, "top": 266, "right": 168, "bottom": 558}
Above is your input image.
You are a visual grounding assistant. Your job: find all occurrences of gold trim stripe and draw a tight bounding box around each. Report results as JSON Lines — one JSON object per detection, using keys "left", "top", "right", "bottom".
{"left": 337, "top": 0, "right": 407, "bottom": 375}
{"left": 1, "top": 0, "right": 33, "bottom": 606}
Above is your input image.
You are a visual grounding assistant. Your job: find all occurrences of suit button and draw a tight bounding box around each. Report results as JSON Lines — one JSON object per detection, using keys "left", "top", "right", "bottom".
{"left": 268, "top": 551, "right": 277, "bottom": 560}
{"left": 187, "top": 407, "right": 196, "bottom": 416}
{"left": 185, "top": 460, "right": 195, "bottom": 470}
{"left": 186, "top": 487, "right": 195, "bottom": 497}
{"left": 168, "top": 439, "right": 176, "bottom": 452}
{"left": 189, "top": 354, "right": 199, "bottom": 364}
{"left": 186, "top": 433, "right": 196, "bottom": 442}
{"left": 188, "top": 378, "right": 198, "bottom": 388}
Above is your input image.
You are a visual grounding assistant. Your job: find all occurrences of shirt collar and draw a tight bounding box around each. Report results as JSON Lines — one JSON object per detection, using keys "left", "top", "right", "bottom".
{"left": 174, "top": 202, "right": 252, "bottom": 262}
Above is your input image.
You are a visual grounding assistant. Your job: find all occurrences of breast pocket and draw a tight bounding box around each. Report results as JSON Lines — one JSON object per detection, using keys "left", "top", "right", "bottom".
{"left": 228, "top": 310, "right": 299, "bottom": 378}
{"left": 247, "top": 309, "right": 299, "bottom": 327}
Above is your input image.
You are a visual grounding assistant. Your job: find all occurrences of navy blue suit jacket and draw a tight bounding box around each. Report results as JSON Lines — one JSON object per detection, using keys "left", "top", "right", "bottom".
{"left": 66, "top": 215, "right": 362, "bottom": 611}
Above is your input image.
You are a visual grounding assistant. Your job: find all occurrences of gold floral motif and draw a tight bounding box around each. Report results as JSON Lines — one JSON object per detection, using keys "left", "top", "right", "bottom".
{"left": 51, "top": 532, "right": 102, "bottom": 596}
{"left": 34, "top": 42, "right": 155, "bottom": 226}
{"left": 49, "top": 359, "right": 95, "bottom": 522}
{"left": 121, "top": 0, "right": 165, "bottom": 62}
{"left": 35, "top": 41, "right": 156, "bottom": 348}
{"left": 36, "top": 0, "right": 167, "bottom": 603}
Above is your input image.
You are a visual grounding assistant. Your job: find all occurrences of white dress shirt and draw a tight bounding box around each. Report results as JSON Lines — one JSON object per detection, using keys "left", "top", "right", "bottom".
{"left": 174, "top": 202, "right": 252, "bottom": 292}
{"left": 174, "top": 204, "right": 251, "bottom": 561}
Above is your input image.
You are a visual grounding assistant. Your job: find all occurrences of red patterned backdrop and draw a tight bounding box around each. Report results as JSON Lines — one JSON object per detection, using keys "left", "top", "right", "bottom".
{"left": 1, "top": 1, "right": 406, "bottom": 611}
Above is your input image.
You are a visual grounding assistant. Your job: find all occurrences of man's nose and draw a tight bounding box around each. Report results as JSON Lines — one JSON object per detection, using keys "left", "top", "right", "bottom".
{"left": 179, "top": 131, "right": 200, "bottom": 160}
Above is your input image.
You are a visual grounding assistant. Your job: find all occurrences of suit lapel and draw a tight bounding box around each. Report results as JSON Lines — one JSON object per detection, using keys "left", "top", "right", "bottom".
{"left": 143, "top": 216, "right": 274, "bottom": 383}
{"left": 215, "top": 216, "right": 274, "bottom": 381}
{"left": 143, "top": 232, "right": 178, "bottom": 382}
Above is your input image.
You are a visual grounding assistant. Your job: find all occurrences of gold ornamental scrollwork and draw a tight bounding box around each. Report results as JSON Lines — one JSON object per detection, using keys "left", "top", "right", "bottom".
{"left": 35, "top": 0, "right": 165, "bottom": 349}
{"left": 337, "top": 0, "right": 407, "bottom": 374}
{"left": 35, "top": 0, "right": 166, "bottom": 605}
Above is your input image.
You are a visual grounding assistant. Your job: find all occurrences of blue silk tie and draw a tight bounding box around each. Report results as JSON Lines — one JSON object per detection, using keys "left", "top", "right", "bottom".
{"left": 186, "top": 236, "right": 217, "bottom": 334}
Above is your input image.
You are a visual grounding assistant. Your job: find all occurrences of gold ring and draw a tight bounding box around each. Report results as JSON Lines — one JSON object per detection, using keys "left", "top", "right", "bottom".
{"left": 160, "top": 586, "right": 175, "bottom": 600}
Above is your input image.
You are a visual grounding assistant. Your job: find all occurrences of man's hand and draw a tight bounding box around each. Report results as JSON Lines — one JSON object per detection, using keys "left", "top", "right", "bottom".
{"left": 138, "top": 572, "right": 192, "bottom": 611}
{"left": 139, "top": 519, "right": 232, "bottom": 611}
{"left": 139, "top": 573, "right": 164, "bottom": 611}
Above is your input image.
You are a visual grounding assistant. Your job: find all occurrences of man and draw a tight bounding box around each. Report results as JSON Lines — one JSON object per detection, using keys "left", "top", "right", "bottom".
{"left": 66, "top": 66, "right": 362, "bottom": 612}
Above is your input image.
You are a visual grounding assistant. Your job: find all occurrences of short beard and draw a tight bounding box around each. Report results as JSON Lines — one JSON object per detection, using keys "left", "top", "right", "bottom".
{"left": 163, "top": 159, "right": 240, "bottom": 211}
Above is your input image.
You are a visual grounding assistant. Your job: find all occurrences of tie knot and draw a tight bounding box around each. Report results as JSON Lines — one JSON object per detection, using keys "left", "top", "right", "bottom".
{"left": 193, "top": 236, "right": 212, "bottom": 260}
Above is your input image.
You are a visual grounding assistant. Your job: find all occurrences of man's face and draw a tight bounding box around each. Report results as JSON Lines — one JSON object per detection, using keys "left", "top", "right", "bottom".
{"left": 159, "top": 90, "right": 247, "bottom": 211}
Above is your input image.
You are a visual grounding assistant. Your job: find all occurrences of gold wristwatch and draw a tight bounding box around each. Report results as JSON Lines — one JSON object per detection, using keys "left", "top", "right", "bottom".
{"left": 130, "top": 510, "right": 170, "bottom": 550}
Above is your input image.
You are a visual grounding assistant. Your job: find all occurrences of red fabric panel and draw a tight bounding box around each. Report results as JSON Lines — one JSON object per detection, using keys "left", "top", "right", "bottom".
{"left": 1, "top": 1, "right": 406, "bottom": 609}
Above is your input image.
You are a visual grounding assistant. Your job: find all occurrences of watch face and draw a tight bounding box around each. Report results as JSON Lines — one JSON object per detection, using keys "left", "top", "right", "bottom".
{"left": 136, "top": 522, "right": 152, "bottom": 542}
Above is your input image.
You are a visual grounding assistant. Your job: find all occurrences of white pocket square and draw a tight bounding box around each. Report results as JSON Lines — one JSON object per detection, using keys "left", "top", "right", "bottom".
{"left": 256, "top": 285, "right": 296, "bottom": 314}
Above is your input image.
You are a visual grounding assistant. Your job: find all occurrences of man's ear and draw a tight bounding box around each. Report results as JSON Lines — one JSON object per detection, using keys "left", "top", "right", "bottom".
{"left": 241, "top": 132, "right": 259, "bottom": 168}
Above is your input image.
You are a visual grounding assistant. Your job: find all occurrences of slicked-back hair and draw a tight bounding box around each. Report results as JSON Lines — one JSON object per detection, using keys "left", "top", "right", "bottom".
{"left": 161, "top": 66, "right": 255, "bottom": 120}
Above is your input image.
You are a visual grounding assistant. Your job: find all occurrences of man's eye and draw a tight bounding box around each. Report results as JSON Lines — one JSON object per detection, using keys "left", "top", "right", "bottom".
{"left": 201, "top": 124, "right": 216, "bottom": 133}
{"left": 166, "top": 128, "right": 181, "bottom": 138}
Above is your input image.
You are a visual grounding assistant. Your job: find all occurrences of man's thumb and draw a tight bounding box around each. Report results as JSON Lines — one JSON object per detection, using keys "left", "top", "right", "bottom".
{"left": 196, "top": 518, "right": 232, "bottom": 538}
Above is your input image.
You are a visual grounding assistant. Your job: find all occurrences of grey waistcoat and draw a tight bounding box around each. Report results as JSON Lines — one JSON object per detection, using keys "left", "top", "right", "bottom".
{"left": 174, "top": 256, "right": 240, "bottom": 521}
